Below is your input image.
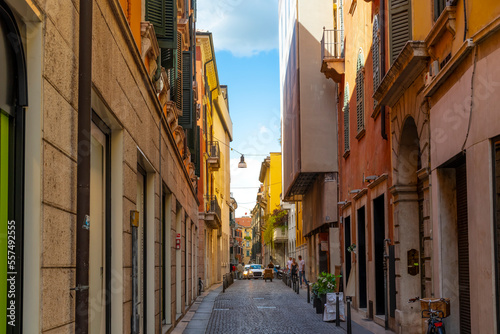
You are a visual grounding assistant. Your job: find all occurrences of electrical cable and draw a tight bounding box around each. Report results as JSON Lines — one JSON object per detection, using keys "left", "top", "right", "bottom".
{"left": 461, "top": 45, "right": 477, "bottom": 153}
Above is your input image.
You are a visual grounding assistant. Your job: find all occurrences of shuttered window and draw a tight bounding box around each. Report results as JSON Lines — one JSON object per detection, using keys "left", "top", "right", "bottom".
{"left": 372, "top": 15, "right": 380, "bottom": 107}
{"left": 389, "top": 0, "right": 411, "bottom": 64}
{"left": 344, "top": 83, "right": 350, "bottom": 153}
{"left": 146, "top": 0, "right": 177, "bottom": 49}
{"left": 434, "top": 0, "right": 446, "bottom": 21}
{"left": 356, "top": 53, "right": 364, "bottom": 134}
{"left": 170, "top": 31, "right": 183, "bottom": 110}
{"left": 194, "top": 125, "right": 201, "bottom": 176}
{"left": 179, "top": 51, "right": 193, "bottom": 128}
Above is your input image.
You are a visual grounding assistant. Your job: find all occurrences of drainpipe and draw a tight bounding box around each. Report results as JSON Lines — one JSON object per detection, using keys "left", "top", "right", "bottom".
{"left": 75, "top": 0, "right": 92, "bottom": 332}
{"left": 383, "top": 238, "right": 391, "bottom": 330}
{"left": 380, "top": 0, "right": 388, "bottom": 140}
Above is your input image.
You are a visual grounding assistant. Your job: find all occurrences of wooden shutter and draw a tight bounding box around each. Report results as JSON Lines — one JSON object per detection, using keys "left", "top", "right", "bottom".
{"left": 161, "top": 48, "right": 174, "bottom": 70}
{"left": 179, "top": 51, "right": 192, "bottom": 128}
{"left": 389, "top": 0, "right": 411, "bottom": 64}
{"left": 174, "top": 32, "right": 182, "bottom": 111}
{"left": 456, "top": 162, "right": 471, "bottom": 333}
{"left": 356, "top": 55, "right": 364, "bottom": 133}
{"left": 146, "top": 0, "right": 166, "bottom": 37}
{"left": 343, "top": 84, "right": 350, "bottom": 152}
{"left": 372, "top": 15, "right": 380, "bottom": 102}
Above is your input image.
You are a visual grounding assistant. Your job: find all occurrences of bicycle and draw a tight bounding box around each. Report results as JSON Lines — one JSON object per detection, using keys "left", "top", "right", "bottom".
{"left": 408, "top": 297, "right": 449, "bottom": 334}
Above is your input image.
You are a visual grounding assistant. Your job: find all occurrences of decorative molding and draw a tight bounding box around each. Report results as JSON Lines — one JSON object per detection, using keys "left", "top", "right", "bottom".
{"left": 321, "top": 58, "right": 345, "bottom": 83}
{"left": 373, "top": 42, "right": 428, "bottom": 108}
{"left": 367, "top": 173, "right": 388, "bottom": 189}
{"left": 157, "top": 68, "right": 169, "bottom": 109}
{"left": 353, "top": 188, "right": 368, "bottom": 201}
{"left": 140, "top": 21, "right": 160, "bottom": 78}
{"left": 425, "top": 6, "right": 457, "bottom": 59}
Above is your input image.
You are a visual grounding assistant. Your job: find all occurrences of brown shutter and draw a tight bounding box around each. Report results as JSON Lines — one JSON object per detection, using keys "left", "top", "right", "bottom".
{"left": 356, "top": 55, "right": 364, "bottom": 133}
{"left": 456, "top": 162, "right": 471, "bottom": 333}
{"left": 372, "top": 15, "right": 380, "bottom": 108}
{"left": 389, "top": 0, "right": 411, "bottom": 64}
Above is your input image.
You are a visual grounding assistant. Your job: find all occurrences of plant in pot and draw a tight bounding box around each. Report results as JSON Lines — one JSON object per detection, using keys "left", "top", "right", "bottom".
{"left": 312, "top": 272, "right": 341, "bottom": 314}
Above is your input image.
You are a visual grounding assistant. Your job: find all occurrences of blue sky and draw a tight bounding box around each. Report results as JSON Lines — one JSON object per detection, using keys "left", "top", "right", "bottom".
{"left": 197, "top": 0, "right": 281, "bottom": 217}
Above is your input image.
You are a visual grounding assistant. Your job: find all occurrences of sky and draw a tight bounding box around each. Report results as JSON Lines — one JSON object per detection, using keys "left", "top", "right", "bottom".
{"left": 197, "top": 0, "right": 282, "bottom": 218}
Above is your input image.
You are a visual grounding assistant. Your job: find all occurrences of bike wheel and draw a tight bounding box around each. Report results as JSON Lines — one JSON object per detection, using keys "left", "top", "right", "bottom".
{"left": 437, "top": 326, "right": 445, "bottom": 334}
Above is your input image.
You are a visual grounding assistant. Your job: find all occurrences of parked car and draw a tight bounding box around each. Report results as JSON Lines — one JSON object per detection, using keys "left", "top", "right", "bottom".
{"left": 248, "top": 264, "right": 264, "bottom": 279}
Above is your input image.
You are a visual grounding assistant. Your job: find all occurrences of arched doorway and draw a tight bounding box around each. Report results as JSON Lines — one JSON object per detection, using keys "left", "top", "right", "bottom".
{"left": 391, "top": 116, "right": 426, "bottom": 333}
{"left": 0, "top": 1, "right": 27, "bottom": 332}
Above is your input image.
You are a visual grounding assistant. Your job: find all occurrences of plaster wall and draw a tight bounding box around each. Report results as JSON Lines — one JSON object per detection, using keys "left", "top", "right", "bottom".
{"left": 297, "top": 0, "right": 338, "bottom": 173}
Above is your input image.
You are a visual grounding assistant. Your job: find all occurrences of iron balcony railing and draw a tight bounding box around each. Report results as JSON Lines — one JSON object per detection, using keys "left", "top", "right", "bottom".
{"left": 321, "top": 28, "right": 344, "bottom": 60}
{"left": 205, "top": 195, "right": 221, "bottom": 224}
{"left": 208, "top": 141, "right": 220, "bottom": 159}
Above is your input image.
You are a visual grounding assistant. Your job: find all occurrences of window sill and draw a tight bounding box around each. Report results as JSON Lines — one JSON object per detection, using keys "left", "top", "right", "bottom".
{"left": 425, "top": 6, "right": 457, "bottom": 59}
{"left": 343, "top": 150, "right": 350, "bottom": 159}
{"left": 356, "top": 128, "right": 366, "bottom": 140}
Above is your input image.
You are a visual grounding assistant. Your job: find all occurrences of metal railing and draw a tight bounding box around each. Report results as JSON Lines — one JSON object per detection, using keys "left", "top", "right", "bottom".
{"left": 205, "top": 195, "right": 221, "bottom": 223}
{"left": 321, "top": 28, "right": 344, "bottom": 60}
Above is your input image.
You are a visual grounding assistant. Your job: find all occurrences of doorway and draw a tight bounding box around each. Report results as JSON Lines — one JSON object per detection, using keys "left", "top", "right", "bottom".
{"left": 89, "top": 115, "right": 111, "bottom": 333}
{"left": 357, "top": 207, "right": 367, "bottom": 309}
{"left": 344, "top": 216, "right": 351, "bottom": 287}
{"left": 373, "top": 195, "right": 385, "bottom": 315}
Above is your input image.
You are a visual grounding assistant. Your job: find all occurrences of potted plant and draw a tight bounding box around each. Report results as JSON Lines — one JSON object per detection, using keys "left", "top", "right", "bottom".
{"left": 312, "top": 272, "right": 341, "bottom": 314}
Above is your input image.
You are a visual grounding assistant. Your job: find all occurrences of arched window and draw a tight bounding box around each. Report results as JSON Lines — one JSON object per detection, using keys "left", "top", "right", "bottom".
{"left": 372, "top": 15, "right": 380, "bottom": 102}
{"left": 343, "top": 83, "right": 350, "bottom": 153}
{"left": 356, "top": 51, "right": 365, "bottom": 134}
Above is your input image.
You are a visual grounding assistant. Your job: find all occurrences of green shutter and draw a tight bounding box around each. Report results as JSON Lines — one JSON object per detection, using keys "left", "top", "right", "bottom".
{"left": 389, "top": 0, "right": 411, "bottom": 64}
{"left": 146, "top": 0, "right": 166, "bottom": 37}
{"left": 179, "top": 51, "right": 193, "bottom": 128}
{"left": 161, "top": 48, "right": 174, "bottom": 70}
{"left": 344, "top": 84, "right": 350, "bottom": 152}
{"left": 158, "top": 0, "right": 177, "bottom": 49}
{"left": 356, "top": 54, "right": 364, "bottom": 133}
{"left": 175, "top": 32, "right": 183, "bottom": 111}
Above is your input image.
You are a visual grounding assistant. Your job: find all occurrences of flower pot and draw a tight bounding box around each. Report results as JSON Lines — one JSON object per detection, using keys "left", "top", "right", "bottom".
{"left": 315, "top": 296, "right": 325, "bottom": 314}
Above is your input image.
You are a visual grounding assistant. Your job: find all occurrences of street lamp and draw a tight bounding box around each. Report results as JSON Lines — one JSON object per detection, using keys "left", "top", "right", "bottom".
{"left": 238, "top": 155, "right": 247, "bottom": 168}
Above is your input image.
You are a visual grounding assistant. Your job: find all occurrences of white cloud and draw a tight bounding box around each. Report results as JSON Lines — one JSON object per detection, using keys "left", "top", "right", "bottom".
{"left": 197, "top": 0, "right": 279, "bottom": 57}
{"left": 230, "top": 156, "right": 263, "bottom": 217}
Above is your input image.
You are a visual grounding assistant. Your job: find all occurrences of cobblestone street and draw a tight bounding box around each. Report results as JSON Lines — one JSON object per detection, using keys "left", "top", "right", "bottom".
{"left": 173, "top": 277, "right": 389, "bottom": 334}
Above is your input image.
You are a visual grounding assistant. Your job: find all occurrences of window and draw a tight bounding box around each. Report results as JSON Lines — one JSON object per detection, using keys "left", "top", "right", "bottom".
{"left": 246, "top": 241, "right": 249, "bottom": 247}
{"left": 356, "top": 51, "right": 365, "bottom": 134}
{"left": 245, "top": 231, "right": 249, "bottom": 236}
{"left": 372, "top": 15, "right": 380, "bottom": 107}
{"left": 389, "top": 0, "right": 411, "bottom": 64}
{"left": 247, "top": 250, "right": 250, "bottom": 256}
{"left": 434, "top": 0, "right": 446, "bottom": 21}
{"left": 343, "top": 83, "right": 350, "bottom": 153}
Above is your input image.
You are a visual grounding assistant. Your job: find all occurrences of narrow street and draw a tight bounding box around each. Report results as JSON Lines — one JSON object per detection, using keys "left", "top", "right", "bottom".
{"left": 179, "top": 278, "right": 394, "bottom": 334}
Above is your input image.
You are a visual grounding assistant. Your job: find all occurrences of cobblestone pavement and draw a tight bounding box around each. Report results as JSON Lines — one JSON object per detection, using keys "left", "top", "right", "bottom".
{"left": 205, "top": 278, "right": 347, "bottom": 334}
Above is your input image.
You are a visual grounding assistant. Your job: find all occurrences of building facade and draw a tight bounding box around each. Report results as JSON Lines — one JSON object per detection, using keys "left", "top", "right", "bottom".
{"left": 0, "top": 0, "right": 203, "bottom": 332}
{"left": 196, "top": 31, "right": 233, "bottom": 290}
{"left": 235, "top": 217, "right": 252, "bottom": 265}
{"left": 321, "top": 0, "right": 394, "bottom": 328}
{"left": 279, "top": 0, "right": 339, "bottom": 281}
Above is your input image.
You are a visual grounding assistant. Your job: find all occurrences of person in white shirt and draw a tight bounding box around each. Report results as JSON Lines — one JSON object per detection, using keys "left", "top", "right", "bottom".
{"left": 287, "top": 257, "right": 292, "bottom": 272}
{"left": 298, "top": 255, "right": 308, "bottom": 288}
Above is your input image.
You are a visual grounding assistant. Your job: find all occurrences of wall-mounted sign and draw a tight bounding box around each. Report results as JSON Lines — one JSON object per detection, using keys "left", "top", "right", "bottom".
{"left": 407, "top": 249, "right": 419, "bottom": 276}
{"left": 176, "top": 233, "right": 181, "bottom": 249}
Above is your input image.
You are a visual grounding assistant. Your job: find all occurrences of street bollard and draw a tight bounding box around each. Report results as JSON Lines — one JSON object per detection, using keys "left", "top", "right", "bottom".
{"left": 335, "top": 292, "right": 340, "bottom": 327}
{"left": 346, "top": 296, "right": 352, "bottom": 334}
{"left": 296, "top": 278, "right": 299, "bottom": 294}
{"left": 223, "top": 274, "right": 226, "bottom": 293}
{"left": 307, "top": 283, "right": 310, "bottom": 303}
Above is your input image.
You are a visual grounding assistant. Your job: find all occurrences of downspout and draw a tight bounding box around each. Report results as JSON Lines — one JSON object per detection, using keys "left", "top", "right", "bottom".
{"left": 380, "top": 0, "right": 388, "bottom": 140}
{"left": 76, "top": 0, "right": 92, "bottom": 332}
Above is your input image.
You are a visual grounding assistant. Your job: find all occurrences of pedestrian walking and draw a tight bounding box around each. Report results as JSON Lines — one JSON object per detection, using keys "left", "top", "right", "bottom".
{"left": 287, "top": 257, "right": 293, "bottom": 273}
{"left": 298, "top": 255, "right": 308, "bottom": 288}
{"left": 237, "top": 263, "right": 243, "bottom": 279}
{"left": 291, "top": 258, "right": 298, "bottom": 280}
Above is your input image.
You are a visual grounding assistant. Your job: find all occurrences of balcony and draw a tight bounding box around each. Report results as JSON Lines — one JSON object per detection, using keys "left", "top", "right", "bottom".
{"left": 204, "top": 195, "right": 221, "bottom": 229}
{"left": 273, "top": 227, "right": 288, "bottom": 243}
{"left": 320, "top": 28, "right": 344, "bottom": 83}
{"left": 207, "top": 141, "right": 220, "bottom": 170}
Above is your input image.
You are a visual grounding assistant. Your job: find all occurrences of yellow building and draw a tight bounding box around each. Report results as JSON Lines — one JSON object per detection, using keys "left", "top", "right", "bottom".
{"left": 196, "top": 32, "right": 233, "bottom": 289}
